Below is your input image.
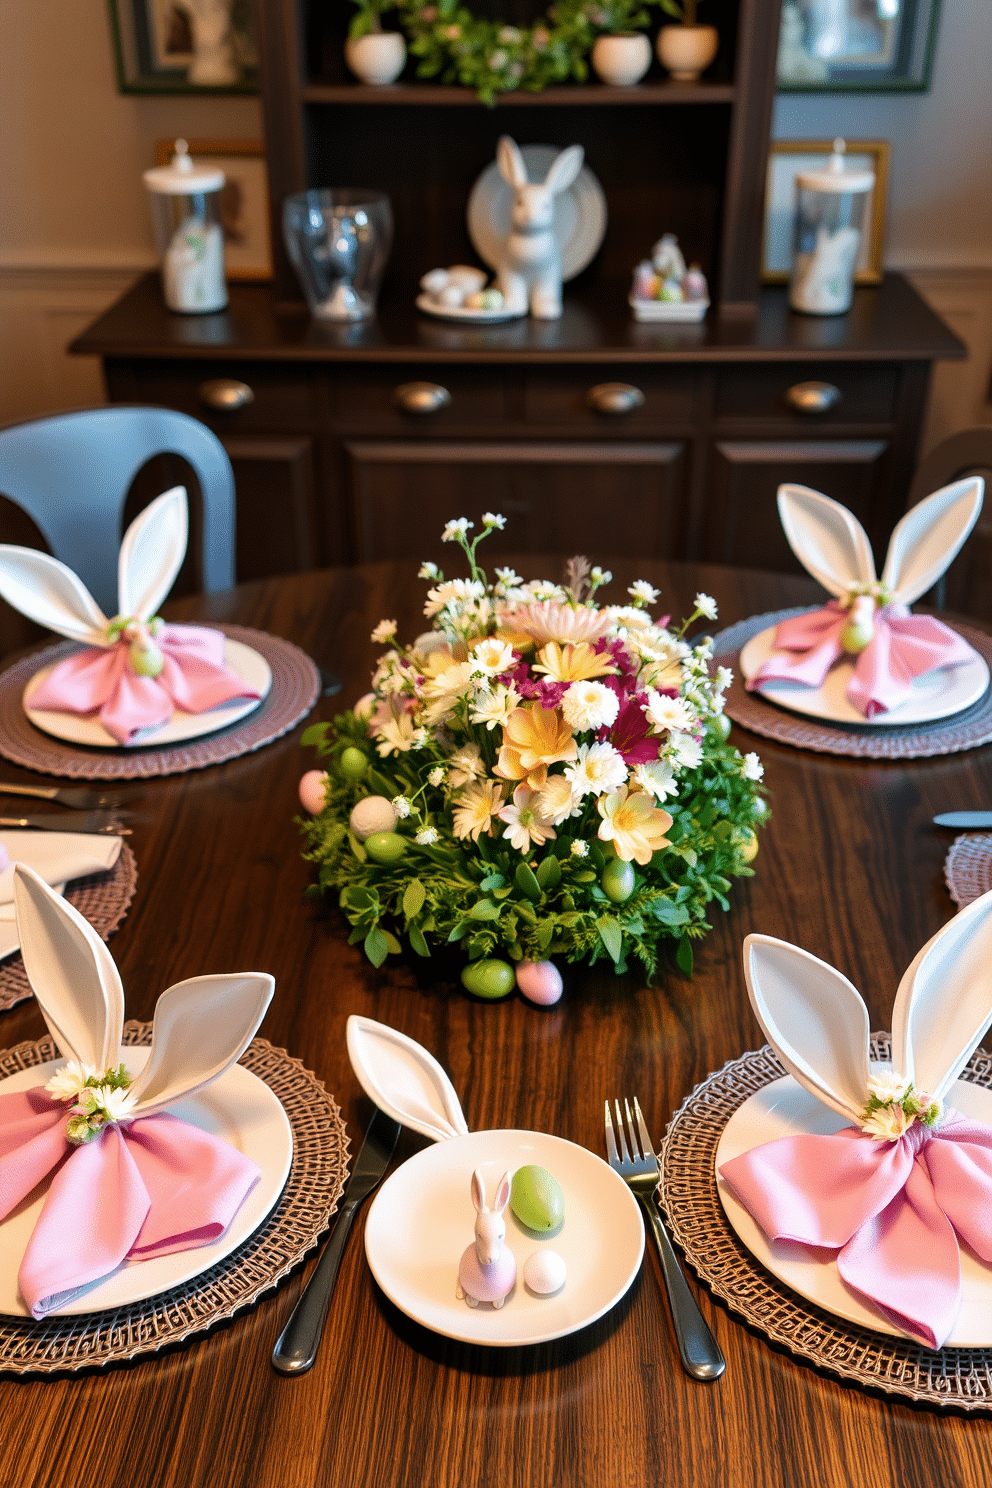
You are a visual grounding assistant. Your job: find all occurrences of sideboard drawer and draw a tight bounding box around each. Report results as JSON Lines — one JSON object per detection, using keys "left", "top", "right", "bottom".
{"left": 327, "top": 367, "right": 507, "bottom": 432}
{"left": 125, "top": 362, "right": 316, "bottom": 430}
{"left": 715, "top": 363, "right": 899, "bottom": 425}
{"left": 523, "top": 368, "right": 697, "bottom": 428}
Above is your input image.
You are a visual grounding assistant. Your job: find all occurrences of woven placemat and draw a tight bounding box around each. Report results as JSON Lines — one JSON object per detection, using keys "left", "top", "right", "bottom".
{"left": 713, "top": 609, "right": 992, "bottom": 759}
{"left": 0, "top": 625, "right": 320, "bottom": 779}
{"left": 0, "top": 845, "right": 137, "bottom": 1015}
{"left": 0, "top": 1022, "right": 349, "bottom": 1374}
{"left": 660, "top": 1035, "right": 992, "bottom": 1411}
{"left": 945, "top": 834, "right": 992, "bottom": 908}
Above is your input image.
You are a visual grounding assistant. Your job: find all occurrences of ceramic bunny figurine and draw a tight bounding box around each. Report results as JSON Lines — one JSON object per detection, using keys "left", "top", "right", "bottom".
{"left": 719, "top": 891, "right": 992, "bottom": 1347}
{"left": 0, "top": 486, "right": 259, "bottom": 744}
{"left": 747, "top": 476, "right": 984, "bottom": 717}
{"left": 494, "top": 137, "right": 584, "bottom": 321}
{"left": 456, "top": 1168, "right": 516, "bottom": 1308}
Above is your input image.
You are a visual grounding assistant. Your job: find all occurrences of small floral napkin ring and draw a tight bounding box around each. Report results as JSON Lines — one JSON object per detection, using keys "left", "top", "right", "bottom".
{"left": 45, "top": 1060, "right": 137, "bottom": 1145}
{"left": 860, "top": 1072, "right": 943, "bottom": 1141}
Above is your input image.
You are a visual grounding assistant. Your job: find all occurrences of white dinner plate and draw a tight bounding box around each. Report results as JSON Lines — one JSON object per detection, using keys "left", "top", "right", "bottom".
{"left": 365, "top": 1129, "right": 643, "bottom": 1346}
{"left": 715, "top": 1072, "right": 992, "bottom": 1347}
{"left": 22, "top": 638, "right": 272, "bottom": 749}
{"left": 414, "top": 294, "right": 526, "bottom": 324}
{"left": 739, "top": 621, "right": 990, "bottom": 727}
{"left": 0, "top": 1046, "right": 293, "bottom": 1317}
{"left": 467, "top": 146, "right": 607, "bottom": 283}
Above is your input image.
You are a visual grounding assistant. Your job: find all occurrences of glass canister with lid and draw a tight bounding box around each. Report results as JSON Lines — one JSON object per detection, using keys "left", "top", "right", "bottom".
{"left": 789, "top": 139, "right": 875, "bottom": 316}
{"left": 143, "top": 140, "right": 228, "bottom": 315}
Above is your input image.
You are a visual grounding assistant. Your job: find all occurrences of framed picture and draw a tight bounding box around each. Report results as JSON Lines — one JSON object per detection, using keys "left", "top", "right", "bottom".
{"left": 761, "top": 140, "right": 890, "bottom": 285}
{"left": 109, "top": 0, "right": 258, "bottom": 93}
{"left": 155, "top": 140, "right": 273, "bottom": 280}
{"left": 776, "top": 0, "right": 941, "bottom": 92}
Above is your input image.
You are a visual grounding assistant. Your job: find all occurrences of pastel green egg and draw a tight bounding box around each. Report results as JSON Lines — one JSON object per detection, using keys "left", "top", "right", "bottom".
{"left": 710, "top": 712, "right": 732, "bottom": 742}
{"left": 601, "top": 858, "right": 635, "bottom": 904}
{"left": 510, "top": 1165, "right": 565, "bottom": 1233}
{"left": 340, "top": 746, "right": 369, "bottom": 782}
{"left": 364, "top": 831, "right": 406, "bottom": 865}
{"left": 461, "top": 959, "right": 516, "bottom": 1000}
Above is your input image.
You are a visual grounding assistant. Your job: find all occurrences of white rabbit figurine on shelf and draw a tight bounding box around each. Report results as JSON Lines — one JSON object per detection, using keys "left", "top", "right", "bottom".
{"left": 456, "top": 1168, "right": 516, "bottom": 1308}
{"left": 494, "top": 136, "right": 584, "bottom": 321}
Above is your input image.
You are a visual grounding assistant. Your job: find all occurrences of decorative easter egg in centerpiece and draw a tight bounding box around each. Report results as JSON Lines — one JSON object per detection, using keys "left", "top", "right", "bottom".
{"left": 364, "top": 831, "right": 406, "bottom": 865}
{"left": 299, "top": 769, "right": 329, "bottom": 815}
{"left": 349, "top": 795, "right": 398, "bottom": 841}
{"left": 462, "top": 960, "right": 516, "bottom": 1000}
{"left": 511, "top": 1165, "right": 565, "bottom": 1233}
{"left": 602, "top": 858, "right": 636, "bottom": 904}
{"left": 515, "top": 960, "right": 563, "bottom": 1006}
{"left": 339, "top": 746, "right": 369, "bottom": 782}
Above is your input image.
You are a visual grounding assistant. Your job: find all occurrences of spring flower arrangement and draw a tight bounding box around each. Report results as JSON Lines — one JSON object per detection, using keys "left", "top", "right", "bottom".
{"left": 299, "top": 514, "right": 766, "bottom": 996}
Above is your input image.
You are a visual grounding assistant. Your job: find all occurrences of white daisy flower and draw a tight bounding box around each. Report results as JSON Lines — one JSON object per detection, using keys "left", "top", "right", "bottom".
{"left": 424, "top": 578, "right": 486, "bottom": 618}
{"left": 441, "top": 518, "right": 473, "bottom": 542}
{"left": 667, "top": 734, "right": 703, "bottom": 771}
{"left": 482, "top": 511, "right": 507, "bottom": 529}
{"left": 418, "top": 561, "right": 439, "bottom": 580}
{"left": 741, "top": 752, "right": 764, "bottom": 781}
{"left": 694, "top": 592, "right": 718, "bottom": 621}
{"left": 867, "top": 1071, "right": 911, "bottom": 1104}
{"left": 632, "top": 759, "right": 678, "bottom": 802}
{"left": 536, "top": 774, "right": 581, "bottom": 825}
{"left": 470, "top": 685, "right": 519, "bottom": 732}
{"left": 628, "top": 580, "right": 660, "bottom": 606}
{"left": 862, "top": 1103, "right": 912, "bottom": 1142}
{"left": 644, "top": 690, "right": 695, "bottom": 734}
{"left": 714, "top": 666, "right": 734, "bottom": 692}
{"left": 45, "top": 1060, "right": 96, "bottom": 1102}
{"left": 564, "top": 741, "right": 628, "bottom": 799}
{"left": 370, "top": 619, "right": 397, "bottom": 644}
{"left": 470, "top": 637, "right": 515, "bottom": 676}
{"left": 561, "top": 680, "right": 620, "bottom": 733}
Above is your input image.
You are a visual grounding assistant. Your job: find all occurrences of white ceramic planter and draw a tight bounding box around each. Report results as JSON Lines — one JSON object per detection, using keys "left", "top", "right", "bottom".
{"left": 344, "top": 32, "right": 407, "bottom": 85}
{"left": 591, "top": 33, "right": 651, "bottom": 87}
{"left": 656, "top": 24, "right": 718, "bottom": 81}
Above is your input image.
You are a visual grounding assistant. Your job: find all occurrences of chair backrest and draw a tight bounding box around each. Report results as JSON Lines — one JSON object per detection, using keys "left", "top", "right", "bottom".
{"left": 907, "top": 427, "right": 992, "bottom": 618}
{"left": 0, "top": 407, "right": 235, "bottom": 615}
{"left": 908, "top": 427, "right": 992, "bottom": 509}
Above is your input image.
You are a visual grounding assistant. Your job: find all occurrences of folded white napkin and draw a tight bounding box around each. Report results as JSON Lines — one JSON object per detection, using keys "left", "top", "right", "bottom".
{"left": 0, "top": 831, "right": 122, "bottom": 960}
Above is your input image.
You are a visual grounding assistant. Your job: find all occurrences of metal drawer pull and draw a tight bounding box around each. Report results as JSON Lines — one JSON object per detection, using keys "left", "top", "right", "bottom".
{"left": 785, "top": 380, "right": 842, "bottom": 415}
{"left": 586, "top": 383, "right": 646, "bottom": 415}
{"left": 394, "top": 382, "right": 451, "bottom": 414}
{"left": 199, "top": 379, "right": 255, "bottom": 412}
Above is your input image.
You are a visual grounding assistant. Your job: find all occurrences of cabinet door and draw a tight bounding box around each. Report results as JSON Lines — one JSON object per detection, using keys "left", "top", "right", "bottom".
{"left": 221, "top": 435, "right": 320, "bottom": 582}
{"left": 345, "top": 441, "right": 688, "bottom": 564}
{"left": 703, "top": 440, "right": 890, "bottom": 572}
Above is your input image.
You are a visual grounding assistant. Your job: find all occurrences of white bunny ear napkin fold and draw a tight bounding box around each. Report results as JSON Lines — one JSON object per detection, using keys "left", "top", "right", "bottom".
{"left": 0, "top": 831, "right": 123, "bottom": 963}
{"left": 0, "top": 865, "right": 275, "bottom": 1317}
{"left": 721, "top": 894, "right": 992, "bottom": 1348}
{"left": 747, "top": 477, "right": 984, "bottom": 719}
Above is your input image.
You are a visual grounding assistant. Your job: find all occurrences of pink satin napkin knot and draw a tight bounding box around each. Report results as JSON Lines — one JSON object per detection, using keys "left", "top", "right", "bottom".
{"left": 746, "top": 602, "right": 975, "bottom": 719}
{"left": 720, "top": 1108, "right": 992, "bottom": 1348}
{"left": 0, "top": 1079, "right": 260, "bottom": 1317}
{"left": 28, "top": 624, "right": 260, "bottom": 745}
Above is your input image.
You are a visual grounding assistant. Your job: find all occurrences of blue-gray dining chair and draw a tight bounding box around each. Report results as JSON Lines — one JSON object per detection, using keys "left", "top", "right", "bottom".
{"left": 0, "top": 407, "right": 236, "bottom": 615}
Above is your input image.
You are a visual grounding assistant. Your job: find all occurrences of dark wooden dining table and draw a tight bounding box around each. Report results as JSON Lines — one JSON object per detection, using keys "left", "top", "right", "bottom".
{"left": 1, "top": 554, "right": 991, "bottom": 1488}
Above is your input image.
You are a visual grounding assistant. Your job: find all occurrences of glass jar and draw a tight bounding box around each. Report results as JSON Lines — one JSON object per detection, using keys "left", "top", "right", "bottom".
{"left": 143, "top": 140, "right": 228, "bottom": 315}
{"left": 789, "top": 140, "right": 874, "bottom": 317}
{"left": 283, "top": 190, "right": 393, "bottom": 322}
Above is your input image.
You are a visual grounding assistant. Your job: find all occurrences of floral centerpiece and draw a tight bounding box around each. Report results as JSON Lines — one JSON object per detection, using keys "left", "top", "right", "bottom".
{"left": 299, "top": 514, "right": 766, "bottom": 995}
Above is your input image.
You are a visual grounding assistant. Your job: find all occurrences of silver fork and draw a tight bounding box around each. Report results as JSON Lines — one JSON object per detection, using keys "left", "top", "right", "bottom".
{"left": 0, "top": 782, "right": 131, "bottom": 811}
{"left": 606, "top": 1097, "right": 725, "bottom": 1381}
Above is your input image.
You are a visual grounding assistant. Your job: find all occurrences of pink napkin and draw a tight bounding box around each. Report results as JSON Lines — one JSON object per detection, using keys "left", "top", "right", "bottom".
{"left": 746, "top": 602, "right": 976, "bottom": 719}
{"left": 0, "top": 1081, "right": 260, "bottom": 1317}
{"left": 719, "top": 1109, "right": 992, "bottom": 1348}
{"left": 28, "top": 624, "right": 260, "bottom": 745}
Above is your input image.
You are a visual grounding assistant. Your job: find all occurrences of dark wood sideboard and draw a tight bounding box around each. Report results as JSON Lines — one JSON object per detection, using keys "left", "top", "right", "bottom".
{"left": 71, "top": 269, "right": 963, "bottom": 584}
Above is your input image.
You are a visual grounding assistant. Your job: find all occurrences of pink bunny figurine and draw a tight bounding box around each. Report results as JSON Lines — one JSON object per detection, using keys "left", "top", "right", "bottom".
{"left": 494, "top": 136, "right": 585, "bottom": 321}
{"left": 456, "top": 1168, "right": 516, "bottom": 1308}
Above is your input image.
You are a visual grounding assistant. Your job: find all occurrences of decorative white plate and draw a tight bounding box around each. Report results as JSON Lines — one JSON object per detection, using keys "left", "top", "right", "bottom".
{"left": 0, "top": 1046, "right": 293, "bottom": 1317}
{"left": 739, "top": 622, "right": 990, "bottom": 728}
{"left": 365, "top": 1128, "right": 644, "bottom": 1346}
{"left": 629, "top": 295, "right": 709, "bottom": 323}
{"left": 467, "top": 146, "right": 608, "bottom": 283}
{"left": 415, "top": 294, "right": 526, "bottom": 324}
{"left": 22, "top": 638, "right": 272, "bottom": 749}
{"left": 715, "top": 1072, "right": 992, "bottom": 1347}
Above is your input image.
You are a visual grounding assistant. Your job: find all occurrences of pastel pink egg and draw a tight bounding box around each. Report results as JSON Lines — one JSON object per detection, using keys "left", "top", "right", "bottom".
{"left": 354, "top": 692, "right": 376, "bottom": 721}
{"left": 298, "top": 770, "right": 329, "bottom": 815}
{"left": 515, "top": 960, "right": 563, "bottom": 1006}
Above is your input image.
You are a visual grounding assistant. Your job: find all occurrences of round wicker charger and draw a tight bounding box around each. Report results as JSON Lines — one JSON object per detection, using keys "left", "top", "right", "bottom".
{"left": 0, "top": 1023, "right": 349, "bottom": 1375}
{"left": 660, "top": 1035, "right": 992, "bottom": 1411}
{"left": 0, "top": 845, "right": 137, "bottom": 1015}
{"left": 945, "top": 834, "right": 992, "bottom": 908}
{"left": 714, "top": 609, "right": 992, "bottom": 759}
{"left": 0, "top": 625, "right": 320, "bottom": 779}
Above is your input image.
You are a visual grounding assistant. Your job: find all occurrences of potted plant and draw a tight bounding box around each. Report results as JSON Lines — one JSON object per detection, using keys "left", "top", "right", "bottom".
{"left": 345, "top": 0, "right": 407, "bottom": 84}
{"left": 656, "top": 0, "right": 718, "bottom": 81}
{"left": 589, "top": 0, "right": 653, "bottom": 86}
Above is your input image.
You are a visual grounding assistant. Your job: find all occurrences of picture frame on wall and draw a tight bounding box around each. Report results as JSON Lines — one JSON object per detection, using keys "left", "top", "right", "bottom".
{"left": 154, "top": 140, "right": 272, "bottom": 280}
{"left": 109, "top": 0, "right": 258, "bottom": 93}
{"left": 761, "top": 140, "right": 890, "bottom": 284}
{"left": 776, "top": 0, "right": 941, "bottom": 92}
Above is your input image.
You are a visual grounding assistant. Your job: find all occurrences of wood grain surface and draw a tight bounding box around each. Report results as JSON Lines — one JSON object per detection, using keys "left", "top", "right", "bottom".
{"left": 1, "top": 556, "right": 991, "bottom": 1488}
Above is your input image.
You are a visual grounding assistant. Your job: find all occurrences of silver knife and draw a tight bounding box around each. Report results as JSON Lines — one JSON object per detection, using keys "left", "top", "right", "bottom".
{"left": 0, "top": 813, "right": 130, "bottom": 836}
{"left": 272, "top": 1105, "right": 401, "bottom": 1375}
{"left": 934, "top": 812, "right": 992, "bottom": 829}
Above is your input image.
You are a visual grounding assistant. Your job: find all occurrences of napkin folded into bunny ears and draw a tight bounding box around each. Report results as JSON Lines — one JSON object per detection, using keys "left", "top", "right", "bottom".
{"left": 719, "top": 892, "right": 992, "bottom": 1348}
{"left": 0, "top": 487, "right": 259, "bottom": 745}
{"left": 0, "top": 865, "right": 274, "bottom": 1318}
{"left": 747, "top": 477, "right": 984, "bottom": 718}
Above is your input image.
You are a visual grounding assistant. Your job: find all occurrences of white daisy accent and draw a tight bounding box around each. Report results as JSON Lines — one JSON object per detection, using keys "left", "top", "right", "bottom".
{"left": 470, "top": 637, "right": 515, "bottom": 676}
{"left": 644, "top": 690, "right": 695, "bottom": 734}
{"left": 561, "top": 680, "right": 620, "bottom": 733}
{"left": 628, "top": 580, "right": 660, "bottom": 606}
{"left": 564, "top": 741, "right": 628, "bottom": 799}
{"left": 694, "top": 592, "right": 718, "bottom": 621}
{"left": 632, "top": 759, "right": 678, "bottom": 802}
{"left": 441, "top": 518, "right": 473, "bottom": 542}
{"left": 370, "top": 619, "right": 397, "bottom": 644}
{"left": 861, "top": 1103, "right": 913, "bottom": 1142}
{"left": 418, "top": 561, "right": 439, "bottom": 580}
{"left": 867, "top": 1071, "right": 911, "bottom": 1104}
{"left": 424, "top": 578, "right": 486, "bottom": 618}
{"left": 741, "top": 752, "right": 764, "bottom": 781}
{"left": 45, "top": 1060, "right": 96, "bottom": 1102}
{"left": 470, "top": 685, "right": 519, "bottom": 731}
{"left": 667, "top": 734, "right": 703, "bottom": 771}
{"left": 536, "top": 774, "right": 581, "bottom": 825}
{"left": 482, "top": 511, "right": 507, "bottom": 529}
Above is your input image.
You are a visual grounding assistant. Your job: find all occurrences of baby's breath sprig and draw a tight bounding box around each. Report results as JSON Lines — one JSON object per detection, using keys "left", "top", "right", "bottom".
{"left": 440, "top": 512, "right": 506, "bottom": 588}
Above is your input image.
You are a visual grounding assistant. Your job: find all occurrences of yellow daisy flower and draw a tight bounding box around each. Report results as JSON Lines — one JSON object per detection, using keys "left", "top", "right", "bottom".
{"left": 531, "top": 641, "right": 617, "bottom": 683}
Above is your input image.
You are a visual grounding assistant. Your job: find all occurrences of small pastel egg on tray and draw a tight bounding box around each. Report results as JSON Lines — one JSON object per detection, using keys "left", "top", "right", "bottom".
{"left": 417, "top": 265, "right": 523, "bottom": 322}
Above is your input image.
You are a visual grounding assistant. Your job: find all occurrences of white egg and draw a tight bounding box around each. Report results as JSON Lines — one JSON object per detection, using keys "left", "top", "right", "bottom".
{"left": 524, "top": 1250, "right": 567, "bottom": 1296}
{"left": 438, "top": 285, "right": 465, "bottom": 309}
{"left": 446, "top": 265, "right": 487, "bottom": 291}
{"left": 349, "top": 795, "right": 398, "bottom": 841}
{"left": 420, "top": 268, "right": 449, "bottom": 295}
